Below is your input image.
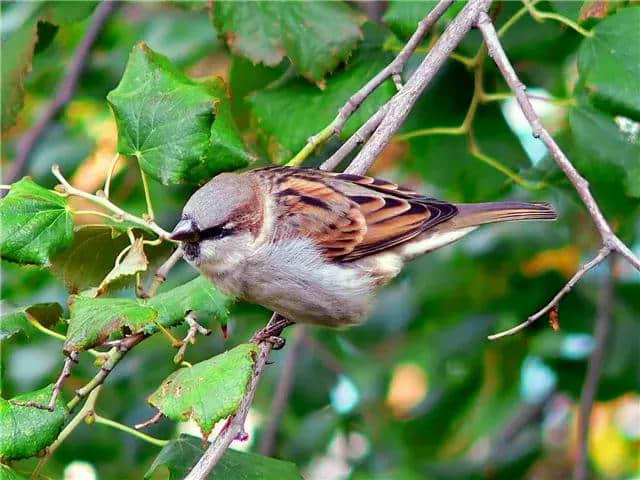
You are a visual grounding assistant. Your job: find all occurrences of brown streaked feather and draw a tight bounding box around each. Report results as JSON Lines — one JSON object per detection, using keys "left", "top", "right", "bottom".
{"left": 251, "top": 167, "right": 457, "bottom": 262}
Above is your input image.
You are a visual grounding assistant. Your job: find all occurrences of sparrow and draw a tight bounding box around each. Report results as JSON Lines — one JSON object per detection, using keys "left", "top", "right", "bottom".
{"left": 171, "top": 167, "right": 556, "bottom": 327}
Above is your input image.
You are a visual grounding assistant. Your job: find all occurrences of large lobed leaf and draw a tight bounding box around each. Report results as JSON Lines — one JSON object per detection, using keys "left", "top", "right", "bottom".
{"left": 147, "top": 275, "right": 232, "bottom": 328}
{"left": 577, "top": 7, "right": 640, "bottom": 118}
{"left": 148, "top": 344, "right": 258, "bottom": 437}
{"left": 63, "top": 276, "right": 232, "bottom": 352}
{"left": 0, "top": 178, "right": 73, "bottom": 266}
{"left": 107, "top": 43, "right": 251, "bottom": 186}
{"left": 0, "top": 384, "right": 66, "bottom": 461}
{"left": 247, "top": 24, "right": 395, "bottom": 163}
{"left": 1, "top": 2, "right": 97, "bottom": 131}
{"left": 64, "top": 297, "right": 158, "bottom": 352}
{"left": 213, "top": 1, "right": 362, "bottom": 83}
{"left": 145, "top": 434, "right": 303, "bottom": 480}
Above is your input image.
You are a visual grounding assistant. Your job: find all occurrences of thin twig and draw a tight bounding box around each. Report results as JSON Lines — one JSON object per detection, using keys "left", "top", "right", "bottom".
{"left": 259, "top": 326, "right": 306, "bottom": 456}
{"left": 489, "top": 246, "right": 611, "bottom": 340}
{"left": 287, "top": 0, "right": 453, "bottom": 167}
{"left": 478, "top": 13, "right": 639, "bottom": 271}
{"left": 173, "top": 311, "right": 212, "bottom": 364}
{"left": 333, "top": 0, "right": 453, "bottom": 136}
{"left": 52, "top": 165, "right": 173, "bottom": 240}
{"left": 346, "top": 0, "right": 492, "bottom": 175}
{"left": 31, "top": 386, "right": 103, "bottom": 479}
{"left": 185, "top": 314, "right": 288, "bottom": 479}
{"left": 141, "top": 247, "right": 184, "bottom": 298}
{"left": 320, "top": 103, "right": 389, "bottom": 171}
{"left": 475, "top": 11, "right": 638, "bottom": 337}
{"left": 135, "top": 411, "right": 165, "bottom": 430}
{"left": 66, "top": 333, "right": 147, "bottom": 412}
{"left": 12, "top": 352, "right": 78, "bottom": 412}
{"left": 574, "top": 259, "right": 614, "bottom": 480}
{"left": 4, "top": 1, "right": 117, "bottom": 187}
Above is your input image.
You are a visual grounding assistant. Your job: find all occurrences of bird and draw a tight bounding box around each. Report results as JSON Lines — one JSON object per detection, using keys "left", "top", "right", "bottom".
{"left": 171, "top": 166, "right": 556, "bottom": 328}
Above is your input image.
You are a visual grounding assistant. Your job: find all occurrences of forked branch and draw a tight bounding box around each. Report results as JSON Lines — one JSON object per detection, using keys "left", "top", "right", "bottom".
{"left": 476, "top": 12, "right": 639, "bottom": 338}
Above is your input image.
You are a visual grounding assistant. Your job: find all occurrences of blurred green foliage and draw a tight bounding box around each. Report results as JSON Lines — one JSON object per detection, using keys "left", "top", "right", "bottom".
{"left": 1, "top": 1, "right": 638, "bottom": 479}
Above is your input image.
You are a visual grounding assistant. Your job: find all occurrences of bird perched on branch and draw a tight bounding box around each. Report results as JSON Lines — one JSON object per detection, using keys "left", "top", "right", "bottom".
{"left": 171, "top": 167, "right": 556, "bottom": 327}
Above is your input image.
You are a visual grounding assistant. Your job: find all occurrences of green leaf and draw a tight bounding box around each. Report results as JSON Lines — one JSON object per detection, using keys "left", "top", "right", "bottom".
{"left": 1, "top": 20, "right": 38, "bottom": 132}
{"left": 0, "top": 464, "right": 28, "bottom": 480}
{"left": 248, "top": 24, "right": 395, "bottom": 163}
{"left": 63, "top": 276, "right": 230, "bottom": 352}
{"left": 569, "top": 103, "right": 640, "bottom": 199}
{"left": 383, "top": 1, "right": 441, "bottom": 39}
{"left": 141, "top": 9, "right": 220, "bottom": 68}
{"left": 64, "top": 297, "right": 158, "bottom": 352}
{"left": 148, "top": 276, "right": 232, "bottom": 329}
{"left": 51, "top": 226, "right": 133, "bottom": 293}
{"left": 148, "top": 344, "right": 258, "bottom": 437}
{"left": 0, "top": 384, "right": 66, "bottom": 461}
{"left": 228, "top": 56, "right": 289, "bottom": 131}
{"left": 206, "top": 78, "right": 256, "bottom": 174}
{"left": 92, "top": 236, "right": 149, "bottom": 296}
{"left": 577, "top": 6, "right": 640, "bottom": 118}
{"left": 107, "top": 43, "right": 251, "bottom": 186}
{"left": 1, "top": 2, "right": 97, "bottom": 131}
{"left": 0, "top": 303, "right": 63, "bottom": 341}
{"left": 0, "top": 178, "right": 73, "bottom": 266}
{"left": 213, "top": 1, "right": 362, "bottom": 83}
{"left": 145, "top": 434, "right": 303, "bottom": 480}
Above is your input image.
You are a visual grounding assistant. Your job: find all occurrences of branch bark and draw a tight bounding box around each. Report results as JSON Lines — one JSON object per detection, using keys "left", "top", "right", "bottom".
{"left": 289, "top": 0, "right": 452, "bottom": 168}
{"left": 4, "top": 0, "right": 117, "bottom": 187}
{"left": 185, "top": 314, "right": 289, "bottom": 480}
{"left": 346, "top": 0, "right": 492, "bottom": 175}
{"left": 477, "top": 11, "right": 639, "bottom": 338}
{"left": 187, "top": 3, "right": 493, "bottom": 478}
{"left": 574, "top": 259, "right": 614, "bottom": 480}
{"left": 259, "top": 325, "right": 306, "bottom": 456}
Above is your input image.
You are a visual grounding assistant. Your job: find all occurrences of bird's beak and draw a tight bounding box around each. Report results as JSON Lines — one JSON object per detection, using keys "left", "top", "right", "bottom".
{"left": 170, "top": 219, "right": 199, "bottom": 242}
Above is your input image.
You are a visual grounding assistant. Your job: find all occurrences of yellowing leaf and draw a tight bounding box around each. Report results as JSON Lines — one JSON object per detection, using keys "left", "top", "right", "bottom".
{"left": 386, "top": 363, "right": 428, "bottom": 418}
{"left": 521, "top": 246, "right": 580, "bottom": 278}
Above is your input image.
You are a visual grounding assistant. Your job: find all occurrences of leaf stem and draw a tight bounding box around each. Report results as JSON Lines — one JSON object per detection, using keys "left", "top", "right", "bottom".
{"left": 71, "top": 209, "right": 123, "bottom": 222}
{"left": 523, "top": 0, "right": 593, "bottom": 37}
{"left": 31, "top": 386, "right": 103, "bottom": 479}
{"left": 137, "top": 158, "right": 156, "bottom": 221}
{"left": 52, "top": 165, "right": 173, "bottom": 241}
{"left": 103, "top": 152, "right": 120, "bottom": 199}
{"left": 286, "top": 122, "right": 337, "bottom": 167}
{"left": 93, "top": 415, "right": 169, "bottom": 447}
{"left": 24, "top": 314, "right": 104, "bottom": 358}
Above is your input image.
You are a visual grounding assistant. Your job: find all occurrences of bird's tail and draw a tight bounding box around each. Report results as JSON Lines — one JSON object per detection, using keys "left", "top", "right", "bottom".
{"left": 451, "top": 201, "right": 557, "bottom": 229}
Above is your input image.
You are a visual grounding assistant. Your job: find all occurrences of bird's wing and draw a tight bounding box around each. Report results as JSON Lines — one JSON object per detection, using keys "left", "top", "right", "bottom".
{"left": 253, "top": 167, "right": 457, "bottom": 262}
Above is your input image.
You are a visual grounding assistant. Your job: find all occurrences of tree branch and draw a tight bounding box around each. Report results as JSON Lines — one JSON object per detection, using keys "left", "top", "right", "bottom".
{"left": 186, "top": 3, "right": 495, "bottom": 478}
{"left": 574, "top": 259, "right": 614, "bottom": 480}
{"left": 475, "top": 11, "right": 639, "bottom": 338}
{"left": 4, "top": 0, "right": 117, "bottom": 187}
{"left": 259, "top": 325, "right": 306, "bottom": 456}
{"left": 185, "top": 314, "right": 289, "bottom": 480}
{"left": 488, "top": 246, "right": 610, "bottom": 340}
{"left": 287, "top": 0, "right": 453, "bottom": 168}
{"left": 52, "top": 164, "right": 174, "bottom": 241}
{"left": 346, "top": 0, "right": 492, "bottom": 175}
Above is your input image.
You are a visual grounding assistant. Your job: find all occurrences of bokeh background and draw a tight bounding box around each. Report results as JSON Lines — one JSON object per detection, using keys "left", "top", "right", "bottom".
{"left": 1, "top": 1, "right": 639, "bottom": 479}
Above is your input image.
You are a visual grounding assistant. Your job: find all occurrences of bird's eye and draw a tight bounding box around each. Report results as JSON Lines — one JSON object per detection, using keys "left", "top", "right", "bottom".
{"left": 199, "top": 223, "right": 235, "bottom": 240}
